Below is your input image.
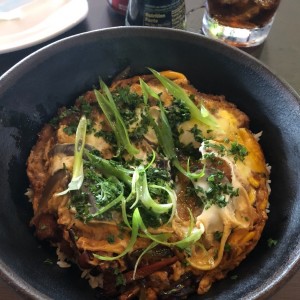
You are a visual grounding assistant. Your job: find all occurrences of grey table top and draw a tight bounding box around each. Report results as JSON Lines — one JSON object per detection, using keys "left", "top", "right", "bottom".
{"left": 0, "top": 0, "right": 299, "bottom": 299}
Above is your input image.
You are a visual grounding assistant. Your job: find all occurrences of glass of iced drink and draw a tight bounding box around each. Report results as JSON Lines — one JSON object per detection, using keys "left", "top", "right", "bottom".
{"left": 202, "top": 0, "right": 281, "bottom": 47}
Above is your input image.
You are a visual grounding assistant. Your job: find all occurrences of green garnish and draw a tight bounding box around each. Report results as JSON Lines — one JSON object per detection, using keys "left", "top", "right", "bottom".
{"left": 93, "top": 208, "right": 140, "bottom": 261}
{"left": 132, "top": 241, "right": 158, "bottom": 279}
{"left": 267, "top": 238, "right": 278, "bottom": 248}
{"left": 140, "top": 78, "right": 205, "bottom": 180}
{"left": 150, "top": 101, "right": 205, "bottom": 180}
{"left": 139, "top": 78, "right": 160, "bottom": 104}
{"left": 56, "top": 115, "right": 87, "bottom": 196}
{"left": 224, "top": 243, "right": 232, "bottom": 253}
{"left": 85, "top": 152, "right": 132, "bottom": 187}
{"left": 85, "top": 151, "right": 174, "bottom": 223}
{"left": 165, "top": 98, "right": 191, "bottom": 131}
{"left": 129, "top": 166, "right": 173, "bottom": 215}
{"left": 149, "top": 68, "right": 217, "bottom": 128}
{"left": 214, "top": 231, "right": 223, "bottom": 241}
{"left": 136, "top": 208, "right": 204, "bottom": 250}
{"left": 43, "top": 258, "right": 53, "bottom": 265}
{"left": 107, "top": 234, "right": 115, "bottom": 244}
{"left": 203, "top": 139, "right": 248, "bottom": 162}
{"left": 94, "top": 80, "right": 139, "bottom": 156}
{"left": 228, "top": 141, "right": 248, "bottom": 162}
{"left": 194, "top": 169, "right": 239, "bottom": 209}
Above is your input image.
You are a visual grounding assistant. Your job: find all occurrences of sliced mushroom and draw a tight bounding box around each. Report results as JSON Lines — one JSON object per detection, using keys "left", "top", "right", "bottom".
{"left": 38, "top": 169, "right": 70, "bottom": 213}
{"left": 49, "top": 143, "right": 94, "bottom": 157}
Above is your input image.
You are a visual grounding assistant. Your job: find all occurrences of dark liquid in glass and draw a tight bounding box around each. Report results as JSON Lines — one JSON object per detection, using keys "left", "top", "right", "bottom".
{"left": 207, "top": 0, "right": 281, "bottom": 29}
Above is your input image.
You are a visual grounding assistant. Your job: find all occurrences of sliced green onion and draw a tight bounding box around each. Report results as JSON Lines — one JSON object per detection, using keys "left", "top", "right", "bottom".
{"left": 129, "top": 166, "right": 173, "bottom": 215}
{"left": 138, "top": 170, "right": 173, "bottom": 214}
{"left": 139, "top": 76, "right": 206, "bottom": 180}
{"left": 175, "top": 209, "right": 204, "bottom": 250}
{"left": 136, "top": 209, "right": 204, "bottom": 249}
{"left": 95, "top": 81, "right": 139, "bottom": 156}
{"left": 86, "top": 150, "right": 173, "bottom": 222}
{"left": 154, "top": 101, "right": 177, "bottom": 161}
{"left": 128, "top": 167, "right": 141, "bottom": 209}
{"left": 93, "top": 208, "right": 140, "bottom": 261}
{"left": 91, "top": 178, "right": 125, "bottom": 218}
{"left": 139, "top": 78, "right": 160, "bottom": 104}
{"left": 133, "top": 241, "right": 158, "bottom": 279}
{"left": 150, "top": 101, "right": 205, "bottom": 180}
{"left": 85, "top": 151, "right": 132, "bottom": 187}
{"left": 149, "top": 184, "right": 176, "bottom": 223}
{"left": 149, "top": 68, "right": 217, "bottom": 128}
{"left": 56, "top": 115, "right": 87, "bottom": 196}
{"left": 173, "top": 159, "right": 206, "bottom": 180}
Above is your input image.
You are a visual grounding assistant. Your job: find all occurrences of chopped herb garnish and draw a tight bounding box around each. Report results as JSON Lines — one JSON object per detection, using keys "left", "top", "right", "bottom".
{"left": 56, "top": 115, "right": 87, "bottom": 196}
{"left": 107, "top": 234, "right": 115, "bottom": 244}
{"left": 267, "top": 238, "right": 278, "bottom": 248}
{"left": 95, "top": 81, "right": 139, "bottom": 156}
{"left": 165, "top": 98, "right": 191, "bottom": 130}
{"left": 194, "top": 169, "right": 239, "bottom": 209}
{"left": 204, "top": 139, "right": 248, "bottom": 162}
{"left": 63, "top": 123, "right": 78, "bottom": 136}
{"left": 149, "top": 68, "right": 217, "bottom": 128}
{"left": 190, "top": 124, "right": 203, "bottom": 143}
{"left": 214, "top": 231, "right": 223, "bottom": 241}
{"left": 94, "top": 129, "right": 116, "bottom": 144}
{"left": 228, "top": 141, "right": 248, "bottom": 162}
{"left": 224, "top": 243, "right": 231, "bottom": 253}
{"left": 43, "top": 258, "right": 53, "bottom": 265}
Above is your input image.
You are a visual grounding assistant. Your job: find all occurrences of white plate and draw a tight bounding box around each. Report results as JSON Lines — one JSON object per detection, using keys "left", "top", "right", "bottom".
{"left": 0, "top": 0, "right": 89, "bottom": 54}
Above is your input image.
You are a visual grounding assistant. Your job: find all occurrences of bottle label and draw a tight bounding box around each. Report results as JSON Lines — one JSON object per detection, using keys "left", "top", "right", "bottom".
{"left": 143, "top": 0, "right": 186, "bottom": 29}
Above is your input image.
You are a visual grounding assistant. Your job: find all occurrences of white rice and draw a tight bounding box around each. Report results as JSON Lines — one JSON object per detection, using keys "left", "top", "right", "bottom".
{"left": 81, "top": 270, "right": 104, "bottom": 289}
{"left": 254, "top": 131, "right": 263, "bottom": 141}
{"left": 56, "top": 247, "right": 71, "bottom": 268}
{"left": 25, "top": 188, "right": 33, "bottom": 202}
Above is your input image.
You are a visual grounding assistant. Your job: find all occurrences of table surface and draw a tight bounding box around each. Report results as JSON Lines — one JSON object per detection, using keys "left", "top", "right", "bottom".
{"left": 0, "top": 0, "right": 299, "bottom": 299}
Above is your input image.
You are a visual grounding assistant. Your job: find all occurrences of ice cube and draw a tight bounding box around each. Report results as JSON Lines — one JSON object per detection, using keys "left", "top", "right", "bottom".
{"left": 253, "top": 0, "right": 279, "bottom": 9}
{"left": 217, "top": 0, "right": 242, "bottom": 4}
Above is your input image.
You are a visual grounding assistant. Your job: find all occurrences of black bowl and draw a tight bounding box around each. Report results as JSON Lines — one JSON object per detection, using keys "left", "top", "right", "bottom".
{"left": 0, "top": 27, "right": 300, "bottom": 300}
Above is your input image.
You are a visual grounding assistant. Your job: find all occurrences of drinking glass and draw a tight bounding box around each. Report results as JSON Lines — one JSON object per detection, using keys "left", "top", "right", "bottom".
{"left": 201, "top": 0, "right": 281, "bottom": 47}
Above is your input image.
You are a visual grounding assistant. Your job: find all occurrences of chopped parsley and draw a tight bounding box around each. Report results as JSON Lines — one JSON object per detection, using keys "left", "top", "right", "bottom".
{"left": 128, "top": 112, "right": 150, "bottom": 141}
{"left": 113, "top": 268, "right": 126, "bottom": 286}
{"left": 203, "top": 139, "right": 248, "bottom": 162}
{"left": 106, "top": 234, "right": 115, "bottom": 244}
{"left": 165, "top": 98, "right": 191, "bottom": 130}
{"left": 77, "top": 97, "right": 93, "bottom": 116}
{"left": 63, "top": 122, "right": 78, "bottom": 135}
{"left": 194, "top": 169, "right": 239, "bottom": 209}
{"left": 70, "top": 191, "right": 92, "bottom": 222}
{"left": 267, "top": 238, "right": 278, "bottom": 248}
{"left": 228, "top": 141, "right": 248, "bottom": 162}
{"left": 113, "top": 86, "right": 144, "bottom": 107}
{"left": 224, "top": 243, "right": 231, "bottom": 253}
{"left": 190, "top": 124, "right": 203, "bottom": 143}
{"left": 94, "top": 130, "right": 116, "bottom": 144}
{"left": 214, "top": 231, "right": 223, "bottom": 241}
{"left": 111, "top": 86, "right": 145, "bottom": 130}
{"left": 43, "top": 258, "right": 53, "bottom": 265}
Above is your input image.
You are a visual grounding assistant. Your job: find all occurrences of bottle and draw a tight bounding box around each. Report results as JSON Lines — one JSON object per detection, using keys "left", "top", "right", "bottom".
{"left": 107, "top": 0, "right": 129, "bottom": 16}
{"left": 125, "top": 0, "right": 186, "bottom": 29}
